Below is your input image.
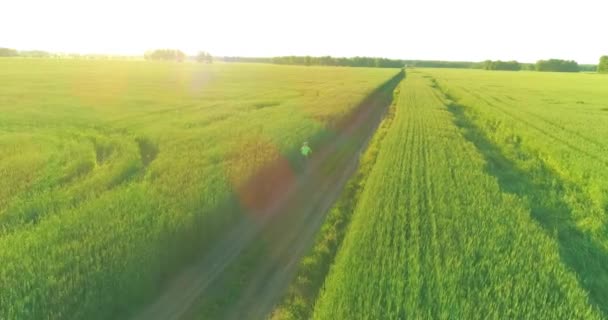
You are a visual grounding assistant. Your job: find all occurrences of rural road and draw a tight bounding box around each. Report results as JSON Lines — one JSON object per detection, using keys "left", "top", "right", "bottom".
{"left": 131, "top": 72, "right": 403, "bottom": 320}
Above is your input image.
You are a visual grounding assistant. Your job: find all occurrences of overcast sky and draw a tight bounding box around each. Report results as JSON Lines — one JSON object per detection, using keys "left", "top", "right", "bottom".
{"left": 2, "top": 0, "right": 607, "bottom": 63}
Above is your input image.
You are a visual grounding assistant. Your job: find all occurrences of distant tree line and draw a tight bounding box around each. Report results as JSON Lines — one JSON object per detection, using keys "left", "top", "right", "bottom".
{"left": 599, "top": 56, "right": 608, "bottom": 73}
{"left": 406, "top": 59, "right": 604, "bottom": 73}
{"left": 221, "top": 56, "right": 272, "bottom": 63}
{"left": 144, "top": 49, "right": 186, "bottom": 62}
{"left": 19, "top": 50, "right": 52, "bottom": 58}
{"left": 483, "top": 60, "right": 521, "bottom": 71}
{"left": 403, "top": 60, "right": 480, "bottom": 69}
{"left": 222, "top": 56, "right": 605, "bottom": 72}
{"left": 521, "top": 63, "right": 536, "bottom": 71}
{"left": 0, "top": 47, "right": 139, "bottom": 59}
{"left": 272, "top": 56, "right": 404, "bottom": 68}
{"left": 0, "top": 47, "right": 18, "bottom": 57}
{"left": 535, "top": 59, "right": 579, "bottom": 72}
{"left": 222, "top": 55, "right": 404, "bottom": 68}
{"left": 196, "top": 51, "right": 213, "bottom": 63}
{"left": 3, "top": 46, "right": 607, "bottom": 74}
{"left": 579, "top": 64, "right": 597, "bottom": 72}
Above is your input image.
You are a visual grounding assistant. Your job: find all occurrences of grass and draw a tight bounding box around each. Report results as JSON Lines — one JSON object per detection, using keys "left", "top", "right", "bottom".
{"left": 0, "top": 58, "right": 400, "bottom": 319}
{"left": 311, "top": 72, "right": 602, "bottom": 319}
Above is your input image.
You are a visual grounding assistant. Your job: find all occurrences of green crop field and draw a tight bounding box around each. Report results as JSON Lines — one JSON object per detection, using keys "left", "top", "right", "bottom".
{"left": 3, "top": 0, "right": 608, "bottom": 316}
{"left": 309, "top": 71, "right": 607, "bottom": 319}
{"left": 0, "top": 58, "right": 399, "bottom": 319}
{"left": 2, "top": 58, "right": 607, "bottom": 320}
{"left": 427, "top": 68, "right": 608, "bottom": 316}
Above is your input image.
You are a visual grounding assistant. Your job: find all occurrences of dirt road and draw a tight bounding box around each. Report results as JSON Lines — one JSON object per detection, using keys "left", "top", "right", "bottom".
{"left": 131, "top": 71, "right": 403, "bottom": 320}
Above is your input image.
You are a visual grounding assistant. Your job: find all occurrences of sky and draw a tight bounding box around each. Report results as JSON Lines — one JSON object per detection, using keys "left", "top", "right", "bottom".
{"left": 2, "top": 0, "right": 607, "bottom": 64}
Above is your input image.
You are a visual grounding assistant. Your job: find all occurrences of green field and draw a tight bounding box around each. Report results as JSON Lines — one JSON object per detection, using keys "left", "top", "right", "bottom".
{"left": 0, "top": 59, "right": 399, "bottom": 319}
{"left": 428, "top": 69, "right": 608, "bottom": 315}
{"left": 310, "top": 72, "right": 606, "bottom": 319}
{"left": 2, "top": 59, "right": 608, "bottom": 320}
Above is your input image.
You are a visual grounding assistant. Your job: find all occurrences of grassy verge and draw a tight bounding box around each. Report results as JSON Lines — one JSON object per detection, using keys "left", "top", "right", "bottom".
{"left": 269, "top": 84, "right": 401, "bottom": 320}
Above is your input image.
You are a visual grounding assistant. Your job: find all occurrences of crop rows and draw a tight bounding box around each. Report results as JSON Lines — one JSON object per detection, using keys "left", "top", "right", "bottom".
{"left": 0, "top": 59, "right": 399, "bottom": 319}
{"left": 312, "top": 73, "right": 601, "bottom": 319}
{"left": 424, "top": 68, "right": 608, "bottom": 316}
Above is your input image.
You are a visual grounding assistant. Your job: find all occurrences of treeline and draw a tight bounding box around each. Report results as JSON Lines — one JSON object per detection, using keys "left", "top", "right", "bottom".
{"left": 144, "top": 49, "right": 186, "bottom": 62}
{"left": 535, "top": 59, "right": 579, "bottom": 72}
{"left": 0, "top": 48, "right": 55, "bottom": 58}
{"left": 403, "top": 60, "right": 480, "bottom": 69}
{"left": 483, "top": 60, "right": 522, "bottom": 71}
{"left": 272, "top": 56, "right": 404, "bottom": 68}
{"left": 579, "top": 64, "right": 597, "bottom": 72}
{"left": 222, "top": 55, "right": 404, "bottom": 68}
{"left": 404, "top": 58, "right": 602, "bottom": 73}
{"left": 0, "top": 47, "right": 138, "bottom": 59}
{"left": 599, "top": 56, "right": 608, "bottom": 73}
{"left": 218, "top": 56, "right": 607, "bottom": 72}
{"left": 144, "top": 49, "right": 213, "bottom": 63}
{"left": 196, "top": 51, "right": 213, "bottom": 63}
{"left": 412, "top": 59, "right": 594, "bottom": 73}
{"left": 221, "top": 56, "right": 272, "bottom": 63}
{"left": 3, "top": 46, "right": 606, "bottom": 73}
{"left": 0, "top": 47, "right": 19, "bottom": 56}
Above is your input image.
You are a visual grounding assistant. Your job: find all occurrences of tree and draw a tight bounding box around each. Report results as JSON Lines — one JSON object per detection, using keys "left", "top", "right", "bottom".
{"left": 483, "top": 60, "right": 522, "bottom": 71}
{"left": 144, "top": 49, "right": 186, "bottom": 62}
{"left": 0, "top": 47, "right": 18, "bottom": 57}
{"left": 304, "top": 56, "right": 312, "bottom": 66}
{"left": 402, "top": 60, "right": 477, "bottom": 69}
{"left": 578, "top": 64, "right": 597, "bottom": 72}
{"left": 19, "top": 50, "right": 51, "bottom": 58}
{"left": 196, "top": 51, "right": 212, "bottom": 63}
{"left": 522, "top": 63, "right": 536, "bottom": 71}
{"left": 599, "top": 56, "right": 608, "bottom": 73}
{"left": 535, "top": 59, "right": 579, "bottom": 72}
